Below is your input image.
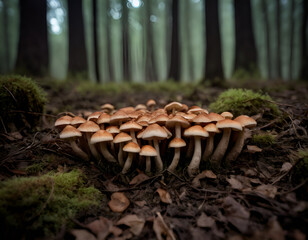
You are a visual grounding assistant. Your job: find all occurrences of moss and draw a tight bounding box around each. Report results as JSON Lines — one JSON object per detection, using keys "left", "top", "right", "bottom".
{"left": 251, "top": 133, "right": 276, "bottom": 147}
{"left": 293, "top": 149, "right": 308, "bottom": 186}
{"left": 0, "top": 75, "right": 47, "bottom": 130}
{"left": 209, "top": 88, "right": 281, "bottom": 117}
{"left": 0, "top": 170, "right": 103, "bottom": 237}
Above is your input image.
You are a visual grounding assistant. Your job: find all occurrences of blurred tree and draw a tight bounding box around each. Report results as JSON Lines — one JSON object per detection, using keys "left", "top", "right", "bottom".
{"left": 168, "top": 0, "right": 180, "bottom": 81}
{"left": 234, "top": 0, "right": 257, "bottom": 74}
{"left": 2, "top": 0, "right": 9, "bottom": 72}
{"left": 276, "top": 0, "right": 281, "bottom": 79}
{"left": 92, "top": 0, "right": 100, "bottom": 82}
{"left": 261, "top": 0, "right": 271, "bottom": 79}
{"left": 122, "top": 0, "right": 129, "bottom": 81}
{"left": 15, "top": 0, "right": 49, "bottom": 76}
{"left": 289, "top": 0, "right": 295, "bottom": 80}
{"left": 67, "top": 0, "right": 88, "bottom": 75}
{"left": 205, "top": 0, "right": 223, "bottom": 79}
{"left": 301, "top": 0, "right": 308, "bottom": 80}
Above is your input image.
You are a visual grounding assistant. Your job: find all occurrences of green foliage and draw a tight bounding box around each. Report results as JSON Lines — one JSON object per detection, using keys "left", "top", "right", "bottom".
{"left": 0, "top": 75, "right": 47, "bottom": 130}
{"left": 293, "top": 149, "right": 308, "bottom": 184}
{"left": 0, "top": 170, "right": 103, "bottom": 237}
{"left": 251, "top": 133, "right": 276, "bottom": 147}
{"left": 209, "top": 88, "right": 281, "bottom": 117}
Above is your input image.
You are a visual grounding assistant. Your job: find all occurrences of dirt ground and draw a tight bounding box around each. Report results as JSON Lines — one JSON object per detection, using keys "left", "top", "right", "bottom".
{"left": 0, "top": 80, "right": 308, "bottom": 240}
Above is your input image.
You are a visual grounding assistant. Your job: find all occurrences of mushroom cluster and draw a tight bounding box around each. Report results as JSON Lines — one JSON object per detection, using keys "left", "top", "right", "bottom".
{"left": 55, "top": 100, "right": 256, "bottom": 177}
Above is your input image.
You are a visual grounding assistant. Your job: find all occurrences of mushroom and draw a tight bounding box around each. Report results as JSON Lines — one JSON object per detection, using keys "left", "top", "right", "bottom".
{"left": 113, "top": 132, "right": 133, "bottom": 166}
{"left": 184, "top": 125, "right": 209, "bottom": 177}
{"left": 147, "top": 99, "right": 156, "bottom": 111}
{"left": 225, "top": 115, "right": 257, "bottom": 162}
{"left": 87, "top": 111, "right": 102, "bottom": 122}
{"left": 135, "top": 104, "right": 147, "bottom": 111}
{"left": 221, "top": 111, "right": 233, "bottom": 119}
{"left": 101, "top": 103, "right": 115, "bottom": 114}
{"left": 202, "top": 123, "right": 220, "bottom": 161}
{"left": 164, "top": 102, "right": 183, "bottom": 115}
{"left": 122, "top": 142, "right": 141, "bottom": 173}
{"left": 167, "top": 137, "right": 186, "bottom": 172}
{"left": 110, "top": 110, "right": 130, "bottom": 125}
{"left": 90, "top": 130, "right": 117, "bottom": 163}
{"left": 140, "top": 145, "right": 157, "bottom": 173}
{"left": 77, "top": 121, "right": 101, "bottom": 160}
{"left": 187, "top": 106, "right": 208, "bottom": 115}
{"left": 96, "top": 113, "right": 110, "bottom": 130}
{"left": 70, "top": 116, "right": 86, "bottom": 128}
{"left": 142, "top": 124, "right": 168, "bottom": 172}
{"left": 54, "top": 115, "right": 72, "bottom": 130}
{"left": 211, "top": 119, "right": 242, "bottom": 164}
{"left": 119, "top": 121, "right": 142, "bottom": 143}
{"left": 166, "top": 115, "right": 190, "bottom": 138}
{"left": 192, "top": 113, "right": 211, "bottom": 126}
{"left": 60, "top": 125, "right": 89, "bottom": 161}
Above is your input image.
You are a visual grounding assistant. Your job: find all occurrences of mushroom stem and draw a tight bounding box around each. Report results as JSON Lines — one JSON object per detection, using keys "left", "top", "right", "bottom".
{"left": 202, "top": 134, "right": 214, "bottom": 161}
{"left": 99, "top": 142, "right": 117, "bottom": 163}
{"left": 175, "top": 124, "right": 181, "bottom": 138}
{"left": 145, "top": 156, "right": 151, "bottom": 173}
{"left": 122, "top": 153, "right": 134, "bottom": 173}
{"left": 168, "top": 148, "right": 180, "bottom": 172}
{"left": 186, "top": 137, "right": 194, "bottom": 159}
{"left": 153, "top": 139, "right": 163, "bottom": 172}
{"left": 130, "top": 129, "right": 137, "bottom": 143}
{"left": 86, "top": 133, "right": 101, "bottom": 160}
{"left": 118, "top": 142, "right": 124, "bottom": 166}
{"left": 225, "top": 129, "right": 245, "bottom": 162}
{"left": 211, "top": 128, "right": 231, "bottom": 163}
{"left": 70, "top": 140, "right": 89, "bottom": 161}
{"left": 187, "top": 136, "right": 202, "bottom": 177}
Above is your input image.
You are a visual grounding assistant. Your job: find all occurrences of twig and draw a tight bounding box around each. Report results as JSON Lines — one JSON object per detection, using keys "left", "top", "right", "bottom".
{"left": 3, "top": 85, "right": 17, "bottom": 103}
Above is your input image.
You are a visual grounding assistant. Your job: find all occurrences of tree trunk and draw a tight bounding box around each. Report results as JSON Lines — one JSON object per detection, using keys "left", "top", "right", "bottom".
{"left": 122, "top": 0, "right": 129, "bottom": 81}
{"left": 168, "top": 0, "right": 180, "bottom": 81}
{"left": 276, "top": 0, "right": 281, "bottom": 79}
{"left": 67, "top": 0, "right": 88, "bottom": 75}
{"left": 261, "top": 0, "right": 271, "bottom": 79}
{"left": 92, "top": 0, "right": 100, "bottom": 83}
{"left": 106, "top": 1, "right": 113, "bottom": 82}
{"left": 15, "top": 0, "right": 49, "bottom": 76}
{"left": 289, "top": 0, "right": 295, "bottom": 80}
{"left": 301, "top": 0, "right": 308, "bottom": 80}
{"left": 234, "top": 0, "right": 257, "bottom": 73}
{"left": 205, "top": 0, "right": 223, "bottom": 80}
{"left": 2, "top": 0, "right": 10, "bottom": 72}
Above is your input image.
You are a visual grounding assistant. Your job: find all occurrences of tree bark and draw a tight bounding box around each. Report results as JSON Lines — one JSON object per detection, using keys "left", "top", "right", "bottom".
{"left": 2, "top": 0, "right": 9, "bottom": 72}
{"left": 276, "top": 0, "right": 281, "bottom": 79}
{"left": 205, "top": 0, "right": 223, "bottom": 80}
{"left": 92, "top": 0, "right": 100, "bottom": 83}
{"left": 106, "top": 1, "right": 113, "bottom": 82}
{"left": 67, "top": 0, "right": 88, "bottom": 75}
{"left": 234, "top": 0, "right": 257, "bottom": 73}
{"left": 301, "top": 0, "right": 308, "bottom": 80}
{"left": 15, "top": 0, "right": 49, "bottom": 76}
{"left": 168, "top": 0, "right": 180, "bottom": 81}
{"left": 122, "top": 0, "right": 129, "bottom": 81}
{"left": 261, "top": 0, "right": 271, "bottom": 79}
{"left": 289, "top": 0, "right": 295, "bottom": 80}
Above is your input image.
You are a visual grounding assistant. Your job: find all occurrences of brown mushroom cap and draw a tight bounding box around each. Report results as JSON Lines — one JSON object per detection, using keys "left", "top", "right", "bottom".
{"left": 108, "top": 192, "right": 130, "bottom": 213}
{"left": 60, "top": 125, "right": 82, "bottom": 139}
{"left": 70, "top": 116, "right": 86, "bottom": 126}
{"left": 168, "top": 137, "right": 186, "bottom": 148}
{"left": 78, "top": 121, "right": 100, "bottom": 133}
{"left": 120, "top": 121, "right": 142, "bottom": 132}
{"left": 188, "top": 106, "right": 208, "bottom": 114}
{"left": 234, "top": 115, "right": 257, "bottom": 128}
{"left": 55, "top": 115, "right": 72, "bottom": 127}
{"left": 142, "top": 123, "right": 168, "bottom": 140}
{"left": 207, "top": 112, "right": 225, "bottom": 122}
{"left": 149, "top": 114, "right": 169, "bottom": 125}
{"left": 106, "top": 125, "right": 120, "bottom": 134}
{"left": 113, "top": 132, "right": 133, "bottom": 143}
{"left": 164, "top": 102, "right": 183, "bottom": 113}
{"left": 119, "top": 106, "right": 135, "bottom": 113}
{"left": 87, "top": 111, "right": 102, "bottom": 121}
{"left": 147, "top": 99, "right": 156, "bottom": 108}
{"left": 97, "top": 113, "right": 111, "bottom": 124}
{"left": 184, "top": 125, "right": 209, "bottom": 138}
{"left": 135, "top": 104, "right": 147, "bottom": 111}
{"left": 140, "top": 145, "right": 157, "bottom": 157}
{"left": 166, "top": 115, "right": 190, "bottom": 129}
{"left": 216, "top": 119, "right": 242, "bottom": 131}
{"left": 110, "top": 110, "right": 130, "bottom": 125}
{"left": 192, "top": 113, "right": 211, "bottom": 125}
{"left": 90, "top": 130, "right": 113, "bottom": 144}
{"left": 204, "top": 123, "right": 220, "bottom": 133}
{"left": 101, "top": 103, "right": 115, "bottom": 112}
{"left": 221, "top": 112, "right": 233, "bottom": 119}
{"left": 123, "top": 142, "right": 140, "bottom": 153}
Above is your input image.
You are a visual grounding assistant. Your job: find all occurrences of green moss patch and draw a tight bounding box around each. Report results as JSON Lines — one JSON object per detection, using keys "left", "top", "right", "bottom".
{"left": 293, "top": 149, "right": 308, "bottom": 184}
{"left": 251, "top": 133, "right": 276, "bottom": 147}
{"left": 0, "top": 170, "right": 103, "bottom": 237}
{"left": 0, "top": 75, "right": 47, "bottom": 130}
{"left": 209, "top": 88, "right": 280, "bottom": 117}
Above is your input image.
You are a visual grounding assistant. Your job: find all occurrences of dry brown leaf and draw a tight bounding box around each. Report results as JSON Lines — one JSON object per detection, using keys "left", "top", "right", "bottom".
{"left": 246, "top": 145, "right": 262, "bottom": 153}
{"left": 255, "top": 184, "right": 277, "bottom": 198}
{"left": 134, "top": 200, "right": 147, "bottom": 207}
{"left": 196, "top": 212, "right": 215, "bottom": 228}
{"left": 156, "top": 188, "right": 172, "bottom": 204}
{"left": 227, "top": 176, "right": 244, "bottom": 190}
{"left": 129, "top": 173, "right": 149, "bottom": 185}
{"left": 153, "top": 212, "right": 176, "bottom": 240}
{"left": 280, "top": 162, "right": 293, "bottom": 172}
{"left": 86, "top": 216, "right": 112, "bottom": 240}
{"left": 104, "top": 180, "right": 121, "bottom": 192}
{"left": 117, "top": 214, "right": 145, "bottom": 236}
{"left": 70, "top": 229, "right": 97, "bottom": 240}
{"left": 192, "top": 170, "right": 217, "bottom": 187}
{"left": 108, "top": 192, "right": 130, "bottom": 213}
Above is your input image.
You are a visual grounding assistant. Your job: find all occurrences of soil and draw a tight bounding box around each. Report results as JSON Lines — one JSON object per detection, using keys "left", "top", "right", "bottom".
{"left": 0, "top": 81, "right": 307, "bottom": 240}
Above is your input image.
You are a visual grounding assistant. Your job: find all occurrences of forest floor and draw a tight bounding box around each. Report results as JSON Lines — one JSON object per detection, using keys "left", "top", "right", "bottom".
{"left": 0, "top": 80, "right": 308, "bottom": 240}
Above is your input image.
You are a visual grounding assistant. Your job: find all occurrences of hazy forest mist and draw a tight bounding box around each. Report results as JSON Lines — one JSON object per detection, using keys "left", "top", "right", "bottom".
{"left": 0, "top": 0, "right": 307, "bottom": 83}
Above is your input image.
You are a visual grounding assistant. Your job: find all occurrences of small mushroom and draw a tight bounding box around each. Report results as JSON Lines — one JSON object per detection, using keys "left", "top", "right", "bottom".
{"left": 221, "top": 111, "right": 233, "bottom": 119}
{"left": 122, "top": 142, "right": 141, "bottom": 173}
{"left": 119, "top": 121, "right": 142, "bottom": 143}
{"left": 96, "top": 113, "right": 110, "bottom": 130}
{"left": 70, "top": 116, "right": 86, "bottom": 128}
{"left": 101, "top": 103, "right": 115, "bottom": 114}
{"left": 113, "top": 132, "right": 133, "bottom": 166}
{"left": 202, "top": 123, "right": 220, "bottom": 161}
{"left": 166, "top": 115, "right": 190, "bottom": 138}
{"left": 167, "top": 137, "right": 186, "bottom": 172}
{"left": 54, "top": 115, "right": 72, "bottom": 130}
{"left": 140, "top": 145, "right": 157, "bottom": 173}
{"left": 60, "top": 125, "right": 89, "bottom": 161}
{"left": 147, "top": 99, "right": 156, "bottom": 111}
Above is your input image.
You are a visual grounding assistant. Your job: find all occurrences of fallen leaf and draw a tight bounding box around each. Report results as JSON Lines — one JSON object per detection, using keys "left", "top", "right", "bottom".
{"left": 192, "top": 170, "right": 217, "bottom": 187}
{"left": 252, "top": 217, "right": 286, "bottom": 240}
{"left": 134, "top": 200, "right": 147, "bottom": 207}
{"left": 70, "top": 229, "right": 96, "bottom": 240}
{"left": 86, "top": 216, "right": 112, "bottom": 240}
{"left": 117, "top": 214, "right": 145, "bottom": 236}
{"left": 246, "top": 145, "right": 262, "bottom": 153}
{"left": 255, "top": 184, "right": 277, "bottom": 198}
{"left": 153, "top": 212, "right": 176, "bottom": 240}
{"left": 227, "top": 176, "right": 244, "bottom": 190}
{"left": 108, "top": 192, "right": 130, "bottom": 213}
{"left": 156, "top": 188, "right": 172, "bottom": 204}
{"left": 280, "top": 162, "right": 292, "bottom": 172}
{"left": 110, "top": 226, "right": 123, "bottom": 237}
{"left": 9, "top": 131, "right": 23, "bottom": 140}
{"left": 223, "top": 196, "right": 250, "bottom": 233}
{"left": 129, "top": 173, "right": 149, "bottom": 185}
{"left": 196, "top": 212, "right": 215, "bottom": 228}
{"left": 104, "top": 180, "right": 121, "bottom": 192}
